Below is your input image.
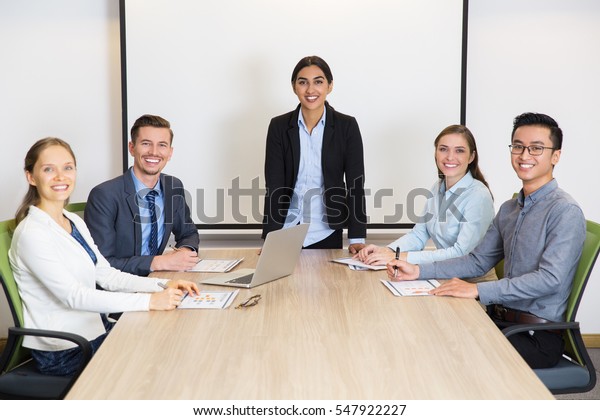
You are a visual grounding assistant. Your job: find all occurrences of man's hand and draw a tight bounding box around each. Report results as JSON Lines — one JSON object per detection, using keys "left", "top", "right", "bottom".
{"left": 429, "top": 278, "right": 479, "bottom": 299}
{"left": 151, "top": 248, "right": 198, "bottom": 272}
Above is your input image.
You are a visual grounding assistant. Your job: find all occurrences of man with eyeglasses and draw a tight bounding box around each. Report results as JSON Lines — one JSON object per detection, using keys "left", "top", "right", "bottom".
{"left": 387, "top": 112, "right": 585, "bottom": 369}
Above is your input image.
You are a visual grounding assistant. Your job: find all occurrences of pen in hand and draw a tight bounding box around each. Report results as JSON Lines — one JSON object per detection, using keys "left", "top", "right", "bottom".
{"left": 394, "top": 247, "right": 400, "bottom": 279}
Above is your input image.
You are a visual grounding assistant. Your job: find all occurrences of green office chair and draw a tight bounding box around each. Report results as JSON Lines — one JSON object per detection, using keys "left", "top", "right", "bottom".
{"left": 65, "top": 201, "right": 86, "bottom": 218}
{"left": 0, "top": 219, "right": 92, "bottom": 399}
{"left": 494, "top": 259, "right": 505, "bottom": 279}
{"left": 501, "top": 219, "right": 600, "bottom": 394}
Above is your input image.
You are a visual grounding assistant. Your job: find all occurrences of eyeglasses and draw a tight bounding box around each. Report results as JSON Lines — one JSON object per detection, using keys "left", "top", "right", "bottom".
{"left": 235, "top": 294, "right": 261, "bottom": 309}
{"left": 509, "top": 144, "right": 555, "bottom": 156}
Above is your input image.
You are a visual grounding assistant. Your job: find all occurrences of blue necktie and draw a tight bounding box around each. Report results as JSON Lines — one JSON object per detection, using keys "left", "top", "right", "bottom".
{"left": 146, "top": 190, "right": 159, "bottom": 255}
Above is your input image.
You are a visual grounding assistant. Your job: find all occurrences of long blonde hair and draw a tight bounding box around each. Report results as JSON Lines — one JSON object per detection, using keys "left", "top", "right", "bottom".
{"left": 15, "top": 137, "right": 77, "bottom": 225}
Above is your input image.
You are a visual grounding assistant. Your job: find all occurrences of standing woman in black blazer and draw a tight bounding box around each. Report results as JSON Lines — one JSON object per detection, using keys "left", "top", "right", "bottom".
{"left": 262, "top": 56, "right": 367, "bottom": 251}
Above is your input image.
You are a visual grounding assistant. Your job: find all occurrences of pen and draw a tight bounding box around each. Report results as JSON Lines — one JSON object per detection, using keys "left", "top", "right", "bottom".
{"left": 394, "top": 247, "right": 400, "bottom": 279}
{"left": 158, "top": 281, "right": 168, "bottom": 289}
{"left": 225, "top": 257, "right": 244, "bottom": 271}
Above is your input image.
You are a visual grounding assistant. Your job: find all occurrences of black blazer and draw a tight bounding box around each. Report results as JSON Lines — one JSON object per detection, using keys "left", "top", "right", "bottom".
{"left": 85, "top": 169, "right": 199, "bottom": 276}
{"left": 262, "top": 103, "right": 367, "bottom": 240}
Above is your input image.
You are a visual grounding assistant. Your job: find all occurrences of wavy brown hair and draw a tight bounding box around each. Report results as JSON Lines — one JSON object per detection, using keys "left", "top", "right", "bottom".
{"left": 434, "top": 125, "right": 492, "bottom": 198}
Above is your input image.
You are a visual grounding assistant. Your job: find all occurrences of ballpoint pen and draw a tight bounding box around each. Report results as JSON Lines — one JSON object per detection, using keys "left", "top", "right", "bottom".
{"left": 394, "top": 247, "right": 400, "bottom": 279}
{"left": 224, "top": 257, "right": 244, "bottom": 271}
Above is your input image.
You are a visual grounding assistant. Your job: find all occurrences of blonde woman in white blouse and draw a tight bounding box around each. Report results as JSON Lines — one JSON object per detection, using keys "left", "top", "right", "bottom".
{"left": 9, "top": 137, "right": 198, "bottom": 376}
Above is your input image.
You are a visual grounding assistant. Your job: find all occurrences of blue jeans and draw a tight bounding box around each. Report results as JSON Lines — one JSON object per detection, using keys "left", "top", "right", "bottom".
{"left": 31, "top": 315, "right": 115, "bottom": 376}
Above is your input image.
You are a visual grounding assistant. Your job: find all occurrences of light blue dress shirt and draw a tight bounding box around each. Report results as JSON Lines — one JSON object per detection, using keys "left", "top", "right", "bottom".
{"left": 388, "top": 172, "right": 494, "bottom": 264}
{"left": 131, "top": 170, "right": 165, "bottom": 255}
{"left": 282, "top": 109, "right": 365, "bottom": 247}
{"left": 283, "top": 109, "right": 333, "bottom": 246}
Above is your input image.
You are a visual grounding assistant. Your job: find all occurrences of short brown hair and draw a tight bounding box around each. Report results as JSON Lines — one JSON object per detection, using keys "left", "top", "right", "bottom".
{"left": 130, "top": 114, "right": 174, "bottom": 144}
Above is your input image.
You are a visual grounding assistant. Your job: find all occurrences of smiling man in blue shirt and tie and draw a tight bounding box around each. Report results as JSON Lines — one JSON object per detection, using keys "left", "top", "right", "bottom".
{"left": 387, "top": 112, "right": 586, "bottom": 369}
{"left": 85, "top": 114, "right": 199, "bottom": 276}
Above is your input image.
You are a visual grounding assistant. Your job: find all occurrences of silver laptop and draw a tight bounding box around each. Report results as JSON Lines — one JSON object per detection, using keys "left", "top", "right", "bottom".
{"left": 201, "top": 223, "right": 309, "bottom": 288}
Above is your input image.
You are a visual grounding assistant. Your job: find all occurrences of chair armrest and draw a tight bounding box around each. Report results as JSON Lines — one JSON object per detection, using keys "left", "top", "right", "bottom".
{"left": 502, "top": 321, "right": 579, "bottom": 338}
{"left": 5, "top": 326, "right": 92, "bottom": 377}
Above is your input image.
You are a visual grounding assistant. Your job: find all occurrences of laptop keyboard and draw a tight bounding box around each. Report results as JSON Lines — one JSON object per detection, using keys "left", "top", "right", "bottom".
{"left": 226, "top": 274, "right": 254, "bottom": 285}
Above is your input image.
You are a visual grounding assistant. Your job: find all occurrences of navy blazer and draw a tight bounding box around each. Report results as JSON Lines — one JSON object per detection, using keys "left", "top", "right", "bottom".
{"left": 85, "top": 169, "right": 199, "bottom": 276}
{"left": 262, "top": 103, "right": 367, "bottom": 240}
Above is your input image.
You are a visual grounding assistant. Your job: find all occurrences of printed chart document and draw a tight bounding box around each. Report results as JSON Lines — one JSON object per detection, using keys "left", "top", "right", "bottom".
{"left": 187, "top": 258, "right": 244, "bottom": 273}
{"left": 179, "top": 290, "right": 239, "bottom": 309}
{"left": 381, "top": 279, "right": 441, "bottom": 296}
{"left": 331, "top": 257, "right": 387, "bottom": 271}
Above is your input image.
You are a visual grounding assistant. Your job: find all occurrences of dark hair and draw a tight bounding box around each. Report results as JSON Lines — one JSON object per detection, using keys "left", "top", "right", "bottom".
{"left": 511, "top": 112, "right": 562, "bottom": 150}
{"left": 434, "top": 125, "right": 492, "bottom": 198}
{"left": 15, "top": 137, "right": 77, "bottom": 225}
{"left": 291, "top": 56, "right": 333, "bottom": 85}
{"left": 130, "top": 114, "right": 174, "bottom": 145}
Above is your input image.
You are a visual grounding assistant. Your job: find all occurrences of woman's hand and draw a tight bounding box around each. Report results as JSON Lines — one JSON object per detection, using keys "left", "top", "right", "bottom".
{"left": 348, "top": 243, "right": 366, "bottom": 254}
{"left": 149, "top": 288, "right": 184, "bottom": 310}
{"left": 165, "top": 279, "right": 200, "bottom": 296}
{"left": 386, "top": 259, "right": 420, "bottom": 281}
{"left": 355, "top": 244, "right": 394, "bottom": 266}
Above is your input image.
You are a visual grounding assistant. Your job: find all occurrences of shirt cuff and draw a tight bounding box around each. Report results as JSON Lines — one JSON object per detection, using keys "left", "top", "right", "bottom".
{"left": 348, "top": 238, "right": 365, "bottom": 245}
{"left": 417, "top": 263, "right": 435, "bottom": 280}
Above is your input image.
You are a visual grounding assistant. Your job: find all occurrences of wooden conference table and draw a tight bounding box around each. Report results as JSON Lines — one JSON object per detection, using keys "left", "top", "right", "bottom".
{"left": 66, "top": 249, "right": 552, "bottom": 400}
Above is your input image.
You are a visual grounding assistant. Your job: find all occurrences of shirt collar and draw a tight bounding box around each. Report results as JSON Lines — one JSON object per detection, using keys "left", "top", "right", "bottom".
{"left": 298, "top": 107, "right": 327, "bottom": 131}
{"left": 517, "top": 178, "right": 558, "bottom": 208}
{"left": 440, "top": 171, "right": 474, "bottom": 196}
{"left": 130, "top": 168, "right": 162, "bottom": 198}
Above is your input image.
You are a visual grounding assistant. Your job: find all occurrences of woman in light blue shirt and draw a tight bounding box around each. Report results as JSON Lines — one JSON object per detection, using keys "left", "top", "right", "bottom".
{"left": 356, "top": 125, "right": 495, "bottom": 274}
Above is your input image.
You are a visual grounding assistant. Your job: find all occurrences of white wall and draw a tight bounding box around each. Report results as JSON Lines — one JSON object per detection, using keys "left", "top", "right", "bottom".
{"left": 0, "top": 0, "right": 121, "bottom": 337}
{"left": 123, "top": 0, "right": 464, "bottom": 225}
{"left": 1, "top": 0, "right": 598, "bottom": 335}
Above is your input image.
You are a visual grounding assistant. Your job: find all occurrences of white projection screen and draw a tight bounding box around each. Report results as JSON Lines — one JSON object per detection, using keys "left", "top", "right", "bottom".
{"left": 123, "top": 0, "right": 464, "bottom": 227}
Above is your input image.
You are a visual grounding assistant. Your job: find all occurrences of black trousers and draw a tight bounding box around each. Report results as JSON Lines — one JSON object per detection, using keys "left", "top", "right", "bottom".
{"left": 492, "top": 319, "right": 565, "bottom": 369}
{"left": 303, "top": 229, "right": 343, "bottom": 249}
